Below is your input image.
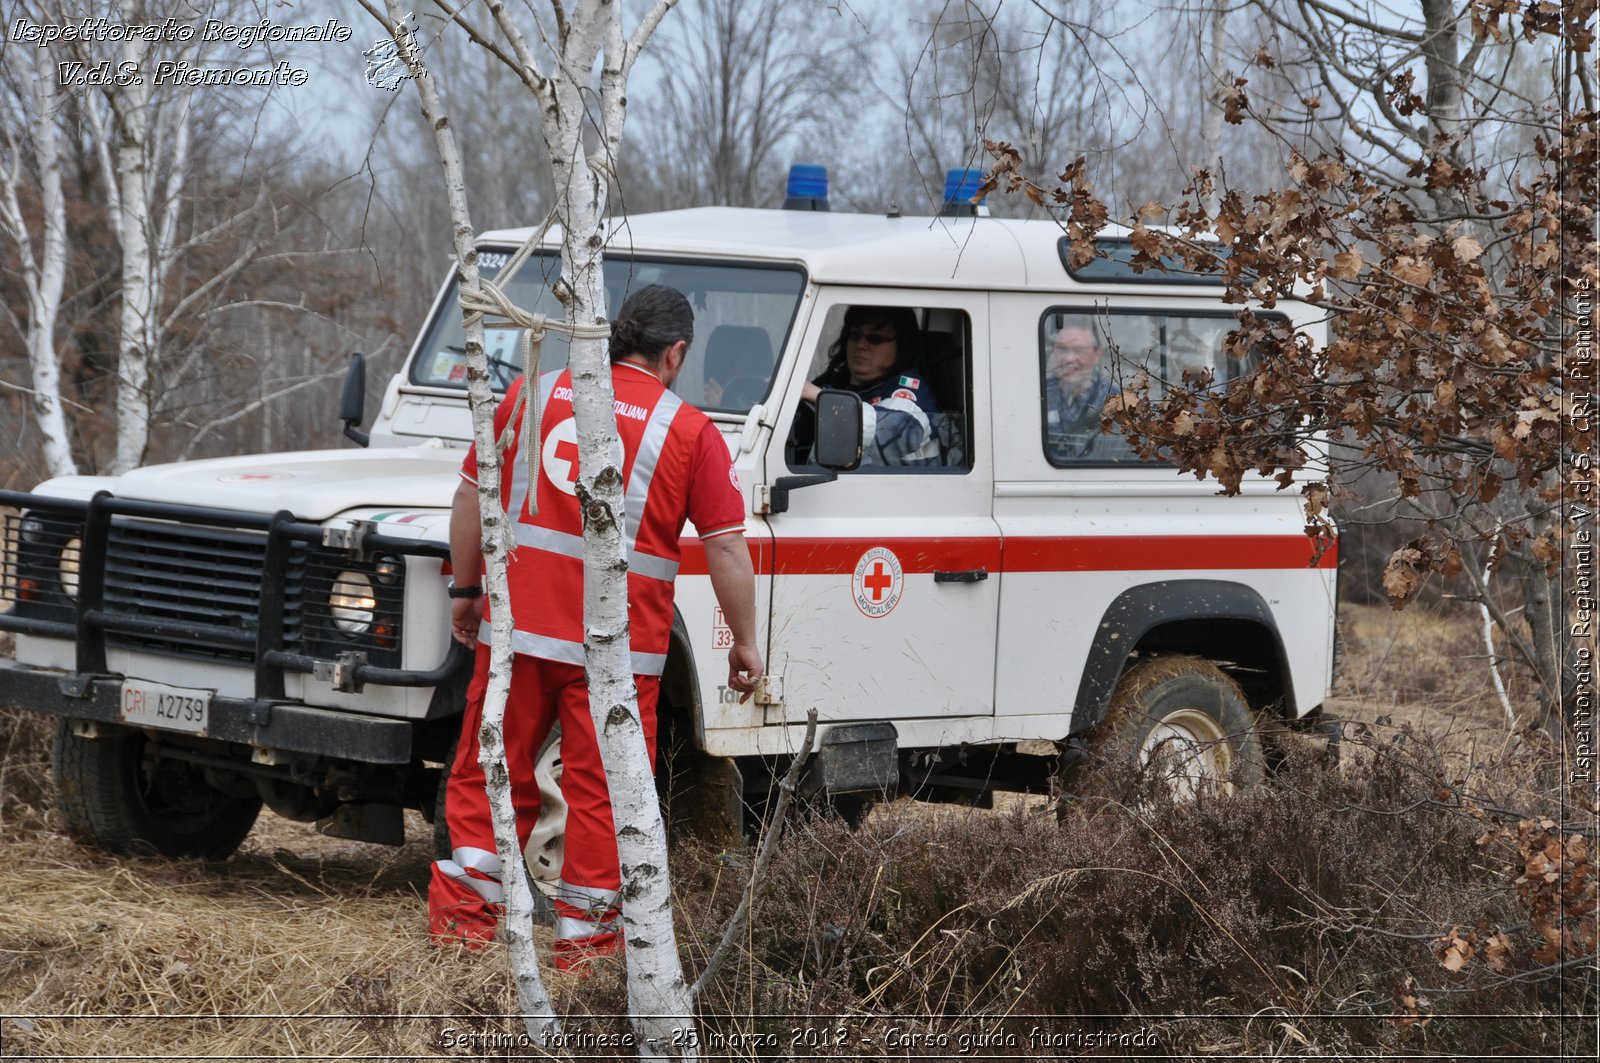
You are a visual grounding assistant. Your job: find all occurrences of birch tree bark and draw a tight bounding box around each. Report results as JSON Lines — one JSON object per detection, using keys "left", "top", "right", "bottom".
{"left": 472, "top": 3, "right": 695, "bottom": 1052}
{"left": 96, "top": 0, "right": 201, "bottom": 475}
{"left": 368, "top": 1, "right": 559, "bottom": 1041}
{"left": 370, "top": 1, "right": 694, "bottom": 1053}
{"left": 105, "top": 25, "right": 155, "bottom": 476}
{"left": 1197, "top": 0, "right": 1228, "bottom": 216}
{"left": 0, "top": 35, "right": 77, "bottom": 477}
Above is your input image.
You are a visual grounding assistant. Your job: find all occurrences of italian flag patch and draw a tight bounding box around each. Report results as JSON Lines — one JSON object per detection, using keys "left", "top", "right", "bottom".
{"left": 898, "top": 375, "right": 921, "bottom": 389}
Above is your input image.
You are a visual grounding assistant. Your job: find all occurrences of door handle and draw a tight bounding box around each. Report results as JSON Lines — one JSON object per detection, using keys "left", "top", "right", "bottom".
{"left": 933, "top": 568, "right": 988, "bottom": 583}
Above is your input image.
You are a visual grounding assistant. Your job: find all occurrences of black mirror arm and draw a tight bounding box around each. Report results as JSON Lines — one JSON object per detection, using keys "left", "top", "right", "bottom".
{"left": 770, "top": 472, "right": 836, "bottom": 514}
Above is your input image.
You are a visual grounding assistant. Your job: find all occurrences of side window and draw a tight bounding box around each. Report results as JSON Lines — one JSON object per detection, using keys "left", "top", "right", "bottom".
{"left": 1040, "top": 310, "right": 1249, "bottom": 466}
{"left": 786, "top": 305, "right": 973, "bottom": 473}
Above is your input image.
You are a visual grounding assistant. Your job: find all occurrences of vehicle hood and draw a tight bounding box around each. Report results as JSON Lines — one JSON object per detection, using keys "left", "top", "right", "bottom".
{"left": 95, "top": 446, "right": 463, "bottom": 522}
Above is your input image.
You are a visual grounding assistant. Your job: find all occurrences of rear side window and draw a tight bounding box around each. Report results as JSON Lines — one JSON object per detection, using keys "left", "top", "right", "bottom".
{"left": 1040, "top": 309, "right": 1258, "bottom": 466}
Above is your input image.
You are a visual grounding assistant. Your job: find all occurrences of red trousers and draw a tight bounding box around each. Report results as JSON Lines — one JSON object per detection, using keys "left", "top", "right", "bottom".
{"left": 428, "top": 646, "right": 659, "bottom": 967}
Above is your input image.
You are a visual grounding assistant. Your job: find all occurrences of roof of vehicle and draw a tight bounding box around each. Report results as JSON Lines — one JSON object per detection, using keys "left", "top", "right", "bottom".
{"left": 478, "top": 207, "right": 1157, "bottom": 293}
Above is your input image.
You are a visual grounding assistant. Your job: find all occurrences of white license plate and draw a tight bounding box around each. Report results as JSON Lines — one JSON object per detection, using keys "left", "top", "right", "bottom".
{"left": 119, "top": 679, "right": 211, "bottom": 736}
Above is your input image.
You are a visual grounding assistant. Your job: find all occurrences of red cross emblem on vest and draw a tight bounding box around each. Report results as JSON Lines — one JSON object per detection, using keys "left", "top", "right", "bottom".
{"left": 540, "top": 417, "right": 582, "bottom": 496}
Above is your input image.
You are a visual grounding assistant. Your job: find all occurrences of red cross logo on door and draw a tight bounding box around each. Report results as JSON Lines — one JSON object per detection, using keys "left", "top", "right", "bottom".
{"left": 863, "top": 562, "right": 893, "bottom": 602}
{"left": 852, "top": 547, "right": 903, "bottom": 618}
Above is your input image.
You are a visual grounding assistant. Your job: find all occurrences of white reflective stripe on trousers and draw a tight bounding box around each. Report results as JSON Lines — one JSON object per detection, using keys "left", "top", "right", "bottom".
{"left": 435, "top": 859, "right": 506, "bottom": 905}
{"left": 454, "top": 846, "right": 501, "bottom": 876}
{"left": 554, "top": 879, "right": 621, "bottom": 940}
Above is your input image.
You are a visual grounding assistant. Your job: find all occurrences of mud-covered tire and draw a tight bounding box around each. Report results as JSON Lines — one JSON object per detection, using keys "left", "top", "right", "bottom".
{"left": 1078, "top": 655, "right": 1264, "bottom": 801}
{"left": 52, "top": 720, "right": 261, "bottom": 859}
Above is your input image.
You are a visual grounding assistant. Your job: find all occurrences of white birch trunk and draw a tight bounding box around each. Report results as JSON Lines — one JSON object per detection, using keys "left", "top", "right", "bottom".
{"left": 377, "top": 0, "right": 559, "bottom": 1040}
{"left": 109, "top": 29, "right": 154, "bottom": 475}
{"left": 0, "top": 43, "right": 77, "bottom": 477}
{"left": 524, "top": 1, "right": 695, "bottom": 1054}
{"left": 1198, "top": 0, "right": 1227, "bottom": 217}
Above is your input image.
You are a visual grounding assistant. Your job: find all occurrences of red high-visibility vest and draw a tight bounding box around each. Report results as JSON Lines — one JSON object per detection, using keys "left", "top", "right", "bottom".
{"left": 479, "top": 364, "right": 710, "bottom": 676}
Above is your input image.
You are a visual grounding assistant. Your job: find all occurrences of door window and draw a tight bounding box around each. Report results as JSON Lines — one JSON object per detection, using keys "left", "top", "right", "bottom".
{"left": 786, "top": 304, "right": 973, "bottom": 472}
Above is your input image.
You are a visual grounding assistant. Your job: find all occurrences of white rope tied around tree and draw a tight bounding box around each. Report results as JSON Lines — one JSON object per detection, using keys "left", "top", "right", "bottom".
{"left": 456, "top": 218, "right": 611, "bottom": 517}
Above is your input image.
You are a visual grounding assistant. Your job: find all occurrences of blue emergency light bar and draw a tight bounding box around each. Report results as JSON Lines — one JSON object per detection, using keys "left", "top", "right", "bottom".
{"left": 940, "top": 167, "right": 986, "bottom": 216}
{"left": 784, "top": 164, "right": 830, "bottom": 211}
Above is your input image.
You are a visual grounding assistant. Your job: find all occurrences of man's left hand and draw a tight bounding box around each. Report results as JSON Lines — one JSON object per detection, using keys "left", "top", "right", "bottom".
{"left": 451, "top": 595, "right": 486, "bottom": 648}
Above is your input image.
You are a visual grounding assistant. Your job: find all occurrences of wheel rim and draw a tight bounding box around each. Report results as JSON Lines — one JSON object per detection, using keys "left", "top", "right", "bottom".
{"left": 1141, "top": 708, "right": 1233, "bottom": 800}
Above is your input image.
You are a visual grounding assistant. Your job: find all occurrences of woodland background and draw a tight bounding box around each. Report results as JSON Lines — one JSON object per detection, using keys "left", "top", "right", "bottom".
{"left": 0, "top": 0, "right": 1595, "bottom": 1057}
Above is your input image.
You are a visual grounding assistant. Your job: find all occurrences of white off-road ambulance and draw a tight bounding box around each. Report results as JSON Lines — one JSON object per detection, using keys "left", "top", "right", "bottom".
{"left": 0, "top": 168, "right": 1337, "bottom": 859}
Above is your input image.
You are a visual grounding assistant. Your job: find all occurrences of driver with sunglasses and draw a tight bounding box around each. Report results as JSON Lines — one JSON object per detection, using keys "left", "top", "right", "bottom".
{"left": 800, "top": 305, "right": 941, "bottom": 466}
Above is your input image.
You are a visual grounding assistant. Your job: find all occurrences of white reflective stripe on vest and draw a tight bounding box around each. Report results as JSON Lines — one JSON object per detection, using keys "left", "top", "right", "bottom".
{"left": 511, "top": 521, "right": 679, "bottom": 582}
{"left": 435, "top": 858, "right": 505, "bottom": 905}
{"left": 622, "top": 388, "right": 683, "bottom": 548}
{"left": 508, "top": 371, "right": 682, "bottom": 581}
{"left": 478, "top": 621, "right": 670, "bottom": 676}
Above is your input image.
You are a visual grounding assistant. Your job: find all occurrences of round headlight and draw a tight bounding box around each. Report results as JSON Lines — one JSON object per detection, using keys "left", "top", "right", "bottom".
{"left": 329, "top": 570, "right": 376, "bottom": 636}
{"left": 59, "top": 537, "right": 81, "bottom": 599}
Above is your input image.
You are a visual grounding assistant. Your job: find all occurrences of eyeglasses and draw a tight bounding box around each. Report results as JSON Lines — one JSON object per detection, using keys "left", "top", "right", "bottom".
{"left": 846, "top": 327, "right": 896, "bottom": 346}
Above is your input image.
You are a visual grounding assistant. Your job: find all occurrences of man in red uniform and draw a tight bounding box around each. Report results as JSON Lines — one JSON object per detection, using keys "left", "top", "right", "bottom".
{"left": 429, "top": 285, "right": 764, "bottom": 968}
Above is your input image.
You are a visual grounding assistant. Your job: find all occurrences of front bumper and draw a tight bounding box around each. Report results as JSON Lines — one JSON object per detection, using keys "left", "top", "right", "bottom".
{"left": 0, "top": 658, "right": 418, "bottom": 764}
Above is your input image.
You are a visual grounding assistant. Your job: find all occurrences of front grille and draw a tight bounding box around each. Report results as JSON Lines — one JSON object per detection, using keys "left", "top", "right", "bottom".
{"left": 103, "top": 520, "right": 306, "bottom": 663}
{"left": 1, "top": 490, "right": 450, "bottom": 691}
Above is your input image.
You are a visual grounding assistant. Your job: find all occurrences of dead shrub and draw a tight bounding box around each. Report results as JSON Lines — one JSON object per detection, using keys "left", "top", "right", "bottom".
{"left": 675, "top": 729, "right": 1593, "bottom": 1056}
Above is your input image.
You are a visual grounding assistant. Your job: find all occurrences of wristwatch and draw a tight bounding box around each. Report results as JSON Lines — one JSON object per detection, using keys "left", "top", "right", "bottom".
{"left": 447, "top": 579, "right": 483, "bottom": 600}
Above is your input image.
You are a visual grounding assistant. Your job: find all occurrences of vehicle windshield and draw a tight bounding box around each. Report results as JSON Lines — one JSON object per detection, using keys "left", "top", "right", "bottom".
{"left": 411, "top": 252, "right": 806, "bottom": 414}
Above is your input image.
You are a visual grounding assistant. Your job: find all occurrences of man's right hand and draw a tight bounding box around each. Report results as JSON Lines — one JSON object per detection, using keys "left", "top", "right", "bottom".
{"left": 727, "top": 641, "right": 764, "bottom": 704}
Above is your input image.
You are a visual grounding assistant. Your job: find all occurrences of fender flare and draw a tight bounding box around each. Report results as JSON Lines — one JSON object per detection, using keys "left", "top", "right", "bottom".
{"left": 1070, "top": 579, "right": 1293, "bottom": 734}
{"left": 663, "top": 608, "right": 705, "bottom": 747}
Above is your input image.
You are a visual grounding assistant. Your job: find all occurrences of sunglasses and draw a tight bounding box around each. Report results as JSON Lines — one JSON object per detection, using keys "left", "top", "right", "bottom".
{"left": 846, "top": 327, "right": 897, "bottom": 345}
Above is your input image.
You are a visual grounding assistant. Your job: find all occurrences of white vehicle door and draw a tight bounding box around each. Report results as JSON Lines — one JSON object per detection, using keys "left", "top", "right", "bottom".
{"left": 761, "top": 289, "right": 998, "bottom": 734}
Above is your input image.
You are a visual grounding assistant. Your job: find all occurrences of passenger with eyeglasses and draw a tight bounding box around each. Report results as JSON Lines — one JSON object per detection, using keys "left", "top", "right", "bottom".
{"left": 1045, "top": 323, "right": 1121, "bottom": 459}
{"left": 800, "top": 305, "right": 941, "bottom": 466}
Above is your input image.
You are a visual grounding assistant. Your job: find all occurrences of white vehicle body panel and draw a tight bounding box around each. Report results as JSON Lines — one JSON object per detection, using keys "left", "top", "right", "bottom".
{"left": 8, "top": 204, "right": 1336, "bottom": 769}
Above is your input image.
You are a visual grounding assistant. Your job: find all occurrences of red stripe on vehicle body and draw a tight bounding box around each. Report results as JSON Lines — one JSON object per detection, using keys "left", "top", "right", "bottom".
{"left": 677, "top": 534, "right": 1336, "bottom": 576}
{"left": 1003, "top": 535, "right": 1337, "bottom": 572}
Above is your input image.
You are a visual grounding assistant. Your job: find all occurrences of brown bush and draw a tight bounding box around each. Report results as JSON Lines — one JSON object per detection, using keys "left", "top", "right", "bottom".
{"left": 674, "top": 732, "right": 1593, "bottom": 1057}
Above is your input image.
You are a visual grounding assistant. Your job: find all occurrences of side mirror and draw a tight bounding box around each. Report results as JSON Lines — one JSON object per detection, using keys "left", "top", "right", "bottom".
{"left": 769, "top": 389, "right": 863, "bottom": 515}
{"left": 340, "top": 352, "right": 370, "bottom": 447}
{"left": 813, "top": 388, "right": 863, "bottom": 471}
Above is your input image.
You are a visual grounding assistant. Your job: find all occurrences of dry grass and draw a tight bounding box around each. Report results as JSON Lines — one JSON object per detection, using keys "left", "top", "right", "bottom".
{"left": 1332, "top": 602, "right": 1535, "bottom": 738}
{"left": 0, "top": 606, "right": 1591, "bottom": 1059}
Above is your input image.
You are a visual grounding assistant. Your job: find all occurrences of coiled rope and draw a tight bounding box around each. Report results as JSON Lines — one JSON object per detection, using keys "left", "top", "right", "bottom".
{"left": 456, "top": 218, "right": 611, "bottom": 516}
